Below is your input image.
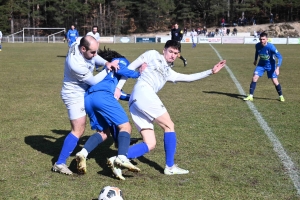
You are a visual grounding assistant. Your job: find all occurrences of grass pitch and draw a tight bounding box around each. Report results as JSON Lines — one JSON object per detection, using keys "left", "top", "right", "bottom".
{"left": 0, "top": 42, "right": 300, "bottom": 199}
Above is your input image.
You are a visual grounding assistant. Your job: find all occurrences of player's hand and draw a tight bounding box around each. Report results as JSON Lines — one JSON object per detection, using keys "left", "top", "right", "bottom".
{"left": 212, "top": 60, "right": 226, "bottom": 74}
{"left": 275, "top": 67, "right": 280, "bottom": 75}
{"left": 114, "top": 87, "right": 121, "bottom": 100}
{"left": 253, "top": 60, "right": 257, "bottom": 66}
{"left": 106, "top": 60, "right": 120, "bottom": 72}
{"left": 139, "top": 62, "right": 147, "bottom": 73}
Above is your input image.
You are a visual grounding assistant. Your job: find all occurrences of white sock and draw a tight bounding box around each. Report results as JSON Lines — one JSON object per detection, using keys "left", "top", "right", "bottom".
{"left": 78, "top": 148, "right": 88, "bottom": 158}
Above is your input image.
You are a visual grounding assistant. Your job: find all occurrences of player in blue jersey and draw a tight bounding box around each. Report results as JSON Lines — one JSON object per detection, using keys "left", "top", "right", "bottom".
{"left": 244, "top": 32, "right": 285, "bottom": 102}
{"left": 75, "top": 48, "right": 146, "bottom": 177}
{"left": 67, "top": 25, "right": 79, "bottom": 47}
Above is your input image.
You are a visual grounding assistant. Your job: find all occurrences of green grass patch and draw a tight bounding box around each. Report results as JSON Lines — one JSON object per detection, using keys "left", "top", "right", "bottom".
{"left": 0, "top": 43, "right": 299, "bottom": 199}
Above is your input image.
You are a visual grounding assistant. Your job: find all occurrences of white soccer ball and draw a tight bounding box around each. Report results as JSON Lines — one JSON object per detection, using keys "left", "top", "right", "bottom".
{"left": 98, "top": 186, "right": 124, "bottom": 200}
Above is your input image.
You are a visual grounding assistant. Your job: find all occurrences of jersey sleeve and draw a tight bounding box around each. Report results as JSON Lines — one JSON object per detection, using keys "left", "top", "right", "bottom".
{"left": 167, "top": 69, "right": 212, "bottom": 82}
{"left": 68, "top": 56, "right": 94, "bottom": 81}
{"left": 115, "top": 58, "right": 140, "bottom": 78}
{"left": 93, "top": 55, "right": 108, "bottom": 66}
{"left": 270, "top": 44, "right": 282, "bottom": 66}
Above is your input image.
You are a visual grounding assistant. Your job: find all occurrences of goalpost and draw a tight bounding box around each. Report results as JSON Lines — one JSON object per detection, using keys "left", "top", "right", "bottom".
{"left": 7, "top": 27, "right": 66, "bottom": 43}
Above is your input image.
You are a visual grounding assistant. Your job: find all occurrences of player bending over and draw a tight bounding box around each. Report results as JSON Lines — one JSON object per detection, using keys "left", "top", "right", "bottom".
{"left": 75, "top": 48, "right": 146, "bottom": 178}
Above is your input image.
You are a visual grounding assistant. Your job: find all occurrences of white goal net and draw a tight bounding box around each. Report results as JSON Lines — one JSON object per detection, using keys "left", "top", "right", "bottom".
{"left": 6, "top": 28, "right": 66, "bottom": 43}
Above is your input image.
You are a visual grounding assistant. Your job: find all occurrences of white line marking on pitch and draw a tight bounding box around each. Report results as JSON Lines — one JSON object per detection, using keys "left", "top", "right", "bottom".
{"left": 209, "top": 44, "right": 300, "bottom": 195}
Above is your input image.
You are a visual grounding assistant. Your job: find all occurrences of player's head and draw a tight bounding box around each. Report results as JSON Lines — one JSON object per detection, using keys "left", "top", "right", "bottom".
{"left": 174, "top": 23, "right": 179, "bottom": 29}
{"left": 92, "top": 26, "right": 98, "bottom": 34}
{"left": 98, "top": 47, "right": 125, "bottom": 62}
{"left": 71, "top": 25, "right": 75, "bottom": 30}
{"left": 163, "top": 40, "right": 181, "bottom": 63}
{"left": 79, "top": 36, "right": 98, "bottom": 60}
{"left": 259, "top": 32, "right": 268, "bottom": 46}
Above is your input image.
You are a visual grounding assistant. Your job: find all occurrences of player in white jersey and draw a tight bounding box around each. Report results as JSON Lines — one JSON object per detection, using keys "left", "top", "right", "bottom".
{"left": 110, "top": 40, "right": 226, "bottom": 177}
{"left": 87, "top": 26, "right": 101, "bottom": 43}
{"left": 52, "top": 35, "right": 119, "bottom": 175}
{"left": 87, "top": 26, "right": 102, "bottom": 71}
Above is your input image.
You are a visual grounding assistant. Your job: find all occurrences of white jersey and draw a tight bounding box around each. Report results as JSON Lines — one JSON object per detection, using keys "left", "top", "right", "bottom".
{"left": 135, "top": 50, "right": 178, "bottom": 93}
{"left": 190, "top": 31, "right": 198, "bottom": 37}
{"left": 121, "top": 50, "right": 212, "bottom": 93}
{"left": 61, "top": 42, "right": 107, "bottom": 104}
{"left": 87, "top": 32, "right": 100, "bottom": 42}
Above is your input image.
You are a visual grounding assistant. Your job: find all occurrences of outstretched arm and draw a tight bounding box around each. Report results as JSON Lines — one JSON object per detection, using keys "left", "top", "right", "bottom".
{"left": 168, "top": 60, "right": 226, "bottom": 82}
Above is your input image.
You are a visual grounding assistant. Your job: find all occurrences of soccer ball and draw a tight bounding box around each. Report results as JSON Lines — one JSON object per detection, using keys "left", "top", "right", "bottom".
{"left": 98, "top": 186, "right": 124, "bottom": 200}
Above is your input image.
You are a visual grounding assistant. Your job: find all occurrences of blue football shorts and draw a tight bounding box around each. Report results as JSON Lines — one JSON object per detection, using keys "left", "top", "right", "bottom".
{"left": 254, "top": 65, "right": 278, "bottom": 78}
{"left": 85, "top": 91, "right": 129, "bottom": 131}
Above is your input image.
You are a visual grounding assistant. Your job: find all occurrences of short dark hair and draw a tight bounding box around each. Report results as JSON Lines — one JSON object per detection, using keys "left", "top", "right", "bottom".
{"left": 79, "top": 36, "right": 91, "bottom": 50}
{"left": 260, "top": 32, "right": 268, "bottom": 38}
{"left": 98, "top": 46, "right": 124, "bottom": 62}
{"left": 164, "top": 40, "right": 181, "bottom": 52}
{"left": 92, "top": 26, "right": 98, "bottom": 30}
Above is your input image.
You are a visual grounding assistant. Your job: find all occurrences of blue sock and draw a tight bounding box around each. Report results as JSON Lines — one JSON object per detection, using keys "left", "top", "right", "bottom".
{"left": 117, "top": 131, "right": 130, "bottom": 156}
{"left": 275, "top": 84, "right": 282, "bottom": 96}
{"left": 57, "top": 133, "right": 78, "bottom": 165}
{"left": 164, "top": 132, "right": 177, "bottom": 167}
{"left": 109, "top": 125, "right": 119, "bottom": 144}
{"left": 83, "top": 132, "right": 103, "bottom": 153}
{"left": 127, "top": 142, "right": 149, "bottom": 159}
{"left": 249, "top": 81, "right": 257, "bottom": 95}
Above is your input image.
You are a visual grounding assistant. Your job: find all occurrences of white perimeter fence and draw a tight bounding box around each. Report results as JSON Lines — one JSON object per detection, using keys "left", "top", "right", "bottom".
{"left": 2, "top": 32, "right": 300, "bottom": 45}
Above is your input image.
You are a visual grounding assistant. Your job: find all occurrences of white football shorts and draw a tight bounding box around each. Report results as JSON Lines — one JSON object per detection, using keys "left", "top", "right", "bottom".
{"left": 129, "top": 82, "right": 167, "bottom": 132}
{"left": 62, "top": 98, "right": 86, "bottom": 120}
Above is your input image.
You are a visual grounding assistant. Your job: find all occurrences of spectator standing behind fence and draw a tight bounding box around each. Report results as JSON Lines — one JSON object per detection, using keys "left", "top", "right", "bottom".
{"left": 0, "top": 30, "right": 2, "bottom": 51}
{"left": 221, "top": 18, "right": 225, "bottom": 27}
{"left": 67, "top": 25, "right": 79, "bottom": 47}
{"left": 233, "top": 27, "right": 237, "bottom": 36}
{"left": 183, "top": 27, "right": 187, "bottom": 36}
{"left": 270, "top": 13, "right": 274, "bottom": 24}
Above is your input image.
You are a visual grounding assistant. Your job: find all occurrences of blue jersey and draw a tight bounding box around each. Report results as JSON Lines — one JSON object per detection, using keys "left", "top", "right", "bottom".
{"left": 67, "top": 29, "right": 79, "bottom": 44}
{"left": 86, "top": 57, "right": 139, "bottom": 95}
{"left": 85, "top": 57, "right": 140, "bottom": 131}
{"left": 255, "top": 42, "right": 282, "bottom": 69}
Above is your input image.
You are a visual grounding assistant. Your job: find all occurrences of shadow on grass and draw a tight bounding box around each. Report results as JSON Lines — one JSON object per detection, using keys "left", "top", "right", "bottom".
{"left": 202, "top": 91, "right": 274, "bottom": 101}
{"left": 57, "top": 55, "right": 66, "bottom": 58}
{"left": 24, "top": 130, "right": 160, "bottom": 179}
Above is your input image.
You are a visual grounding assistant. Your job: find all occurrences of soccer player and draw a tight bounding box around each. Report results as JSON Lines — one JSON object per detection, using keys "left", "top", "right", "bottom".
{"left": 87, "top": 26, "right": 101, "bottom": 71}
{"left": 75, "top": 48, "right": 146, "bottom": 178}
{"left": 243, "top": 32, "right": 285, "bottom": 102}
{"left": 52, "top": 36, "right": 119, "bottom": 175}
{"left": 67, "top": 25, "right": 79, "bottom": 47}
{"left": 109, "top": 40, "right": 226, "bottom": 179}
{"left": 171, "top": 23, "right": 187, "bottom": 67}
{"left": 87, "top": 26, "right": 100, "bottom": 43}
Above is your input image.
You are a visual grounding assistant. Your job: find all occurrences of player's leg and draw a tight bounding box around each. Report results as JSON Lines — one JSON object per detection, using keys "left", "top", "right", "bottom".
{"left": 177, "top": 52, "right": 187, "bottom": 67}
{"left": 52, "top": 101, "right": 86, "bottom": 175}
{"left": 244, "top": 66, "right": 263, "bottom": 101}
{"left": 154, "top": 112, "right": 189, "bottom": 175}
{"left": 268, "top": 71, "right": 285, "bottom": 102}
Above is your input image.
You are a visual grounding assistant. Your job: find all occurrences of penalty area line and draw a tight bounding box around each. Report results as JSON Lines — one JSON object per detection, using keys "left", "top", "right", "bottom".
{"left": 209, "top": 44, "right": 300, "bottom": 196}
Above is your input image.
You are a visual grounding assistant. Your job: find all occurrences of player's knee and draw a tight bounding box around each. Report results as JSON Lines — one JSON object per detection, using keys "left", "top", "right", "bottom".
{"left": 98, "top": 131, "right": 108, "bottom": 141}
{"left": 118, "top": 122, "right": 132, "bottom": 134}
{"left": 161, "top": 121, "right": 175, "bottom": 132}
{"left": 145, "top": 140, "right": 156, "bottom": 151}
